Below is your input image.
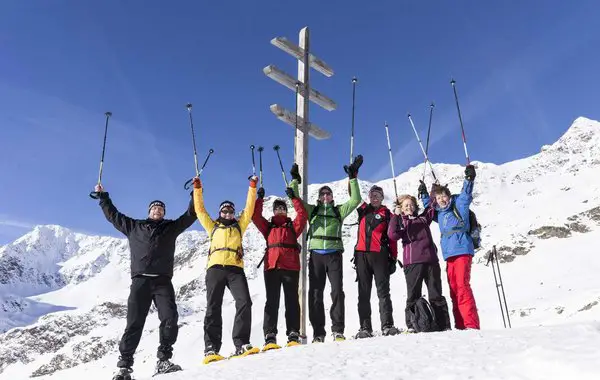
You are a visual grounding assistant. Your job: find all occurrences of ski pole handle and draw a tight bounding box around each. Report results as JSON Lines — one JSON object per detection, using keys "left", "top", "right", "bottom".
{"left": 257, "top": 146, "right": 264, "bottom": 188}
{"left": 273, "top": 145, "right": 289, "bottom": 187}
{"left": 250, "top": 145, "right": 256, "bottom": 176}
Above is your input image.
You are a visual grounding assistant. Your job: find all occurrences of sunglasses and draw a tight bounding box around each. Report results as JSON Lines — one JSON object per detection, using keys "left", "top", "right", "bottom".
{"left": 319, "top": 191, "right": 332, "bottom": 197}
{"left": 220, "top": 209, "right": 234, "bottom": 215}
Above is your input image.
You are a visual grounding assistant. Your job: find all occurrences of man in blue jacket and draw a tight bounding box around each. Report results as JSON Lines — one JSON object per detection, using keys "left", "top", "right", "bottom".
{"left": 422, "top": 164, "right": 480, "bottom": 330}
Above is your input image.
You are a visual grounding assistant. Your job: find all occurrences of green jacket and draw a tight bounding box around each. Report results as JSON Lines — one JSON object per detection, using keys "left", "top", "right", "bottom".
{"left": 291, "top": 178, "right": 361, "bottom": 251}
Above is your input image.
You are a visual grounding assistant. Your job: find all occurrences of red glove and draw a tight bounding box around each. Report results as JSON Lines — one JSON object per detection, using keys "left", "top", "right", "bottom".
{"left": 249, "top": 175, "right": 258, "bottom": 188}
{"left": 192, "top": 177, "right": 202, "bottom": 189}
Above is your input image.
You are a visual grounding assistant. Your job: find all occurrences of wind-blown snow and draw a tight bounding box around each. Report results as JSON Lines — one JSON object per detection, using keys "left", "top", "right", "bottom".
{"left": 1, "top": 117, "right": 599, "bottom": 380}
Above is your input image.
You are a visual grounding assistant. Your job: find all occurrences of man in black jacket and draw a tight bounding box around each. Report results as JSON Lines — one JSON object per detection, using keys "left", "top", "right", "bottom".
{"left": 95, "top": 184, "right": 196, "bottom": 380}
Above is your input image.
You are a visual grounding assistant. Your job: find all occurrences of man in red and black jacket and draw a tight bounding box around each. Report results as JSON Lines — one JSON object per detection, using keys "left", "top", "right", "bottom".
{"left": 252, "top": 165, "right": 308, "bottom": 348}
{"left": 353, "top": 185, "right": 400, "bottom": 339}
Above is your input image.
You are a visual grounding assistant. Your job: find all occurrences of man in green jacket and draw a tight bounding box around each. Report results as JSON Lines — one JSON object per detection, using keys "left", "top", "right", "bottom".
{"left": 290, "top": 155, "right": 363, "bottom": 342}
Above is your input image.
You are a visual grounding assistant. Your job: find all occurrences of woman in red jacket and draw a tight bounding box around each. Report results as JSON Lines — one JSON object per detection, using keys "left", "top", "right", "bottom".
{"left": 252, "top": 169, "right": 308, "bottom": 349}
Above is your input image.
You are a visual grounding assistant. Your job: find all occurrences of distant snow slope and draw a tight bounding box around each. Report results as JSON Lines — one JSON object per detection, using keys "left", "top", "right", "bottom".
{"left": 1, "top": 117, "right": 599, "bottom": 379}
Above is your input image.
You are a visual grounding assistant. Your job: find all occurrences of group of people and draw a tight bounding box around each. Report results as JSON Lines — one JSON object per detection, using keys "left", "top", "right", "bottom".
{"left": 95, "top": 155, "right": 481, "bottom": 380}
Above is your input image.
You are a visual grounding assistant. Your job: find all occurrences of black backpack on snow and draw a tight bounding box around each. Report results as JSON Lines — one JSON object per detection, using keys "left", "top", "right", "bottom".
{"left": 408, "top": 297, "right": 436, "bottom": 333}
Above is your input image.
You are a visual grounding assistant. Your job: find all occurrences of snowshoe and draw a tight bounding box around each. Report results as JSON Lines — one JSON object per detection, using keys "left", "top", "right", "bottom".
{"left": 286, "top": 331, "right": 301, "bottom": 347}
{"left": 262, "top": 342, "right": 281, "bottom": 352}
{"left": 354, "top": 328, "right": 373, "bottom": 339}
{"left": 203, "top": 350, "right": 225, "bottom": 365}
{"left": 382, "top": 326, "right": 401, "bottom": 336}
{"left": 230, "top": 344, "right": 260, "bottom": 359}
{"left": 112, "top": 367, "right": 133, "bottom": 380}
{"left": 332, "top": 332, "right": 346, "bottom": 342}
{"left": 153, "top": 359, "right": 182, "bottom": 376}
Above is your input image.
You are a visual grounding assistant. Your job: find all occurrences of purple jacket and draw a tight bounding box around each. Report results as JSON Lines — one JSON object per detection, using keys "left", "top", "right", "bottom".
{"left": 387, "top": 206, "right": 439, "bottom": 265}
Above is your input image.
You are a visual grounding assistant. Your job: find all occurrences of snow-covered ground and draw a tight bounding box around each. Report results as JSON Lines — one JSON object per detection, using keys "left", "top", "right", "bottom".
{"left": 1, "top": 117, "right": 599, "bottom": 380}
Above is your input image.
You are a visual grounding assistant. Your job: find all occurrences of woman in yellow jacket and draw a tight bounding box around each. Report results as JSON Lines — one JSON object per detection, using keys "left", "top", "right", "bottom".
{"left": 192, "top": 175, "right": 258, "bottom": 363}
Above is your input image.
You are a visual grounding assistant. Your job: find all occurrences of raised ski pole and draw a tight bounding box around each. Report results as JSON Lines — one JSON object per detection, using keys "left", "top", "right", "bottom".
{"left": 408, "top": 113, "right": 439, "bottom": 184}
{"left": 182, "top": 103, "right": 201, "bottom": 190}
{"left": 486, "top": 246, "right": 512, "bottom": 328}
{"left": 184, "top": 149, "right": 214, "bottom": 190}
{"left": 384, "top": 122, "right": 398, "bottom": 199}
{"left": 273, "top": 145, "right": 289, "bottom": 187}
{"left": 422, "top": 102, "right": 435, "bottom": 182}
{"left": 450, "top": 79, "right": 471, "bottom": 165}
{"left": 250, "top": 145, "right": 256, "bottom": 176}
{"left": 258, "top": 146, "right": 264, "bottom": 188}
{"left": 350, "top": 76, "right": 358, "bottom": 164}
{"left": 89, "top": 111, "right": 112, "bottom": 199}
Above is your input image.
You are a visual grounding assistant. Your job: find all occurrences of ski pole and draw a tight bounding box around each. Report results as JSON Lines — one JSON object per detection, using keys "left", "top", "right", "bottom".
{"left": 384, "top": 122, "right": 398, "bottom": 199}
{"left": 184, "top": 148, "right": 214, "bottom": 190}
{"left": 273, "top": 145, "right": 289, "bottom": 187}
{"left": 407, "top": 113, "right": 439, "bottom": 183}
{"left": 89, "top": 111, "right": 112, "bottom": 199}
{"left": 422, "top": 102, "right": 435, "bottom": 182}
{"left": 258, "top": 146, "right": 264, "bottom": 188}
{"left": 186, "top": 103, "right": 200, "bottom": 176}
{"left": 250, "top": 145, "right": 256, "bottom": 176}
{"left": 350, "top": 76, "right": 358, "bottom": 164}
{"left": 486, "top": 246, "right": 512, "bottom": 328}
{"left": 450, "top": 79, "right": 471, "bottom": 165}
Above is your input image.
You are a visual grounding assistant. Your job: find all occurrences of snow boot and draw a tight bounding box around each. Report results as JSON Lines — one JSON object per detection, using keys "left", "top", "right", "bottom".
{"left": 154, "top": 359, "right": 182, "bottom": 376}
{"left": 287, "top": 331, "right": 301, "bottom": 346}
{"left": 332, "top": 332, "right": 346, "bottom": 342}
{"left": 262, "top": 333, "right": 281, "bottom": 351}
{"left": 312, "top": 335, "right": 325, "bottom": 343}
{"left": 382, "top": 326, "right": 401, "bottom": 336}
{"left": 354, "top": 328, "right": 373, "bottom": 339}
{"left": 112, "top": 367, "right": 133, "bottom": 380}
{"left": 203, "top": 350, "right": 225, "bottom": 365}
{"left": 230, "top": 344, "right": 260, "bottom": 358}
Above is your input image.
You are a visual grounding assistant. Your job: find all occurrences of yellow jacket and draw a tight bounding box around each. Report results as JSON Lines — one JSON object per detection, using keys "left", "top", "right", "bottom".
{"left": 194, "top": 185, "right": 256, "bottom": 269}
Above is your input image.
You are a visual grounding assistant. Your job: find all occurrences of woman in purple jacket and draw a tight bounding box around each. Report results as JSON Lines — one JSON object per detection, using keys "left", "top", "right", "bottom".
{"left": 388, "top": 187, "right": 451, "bottom": 332}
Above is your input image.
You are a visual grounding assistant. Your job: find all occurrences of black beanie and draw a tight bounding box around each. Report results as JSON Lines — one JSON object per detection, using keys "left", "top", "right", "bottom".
{"left": 318, "top": 185, "right": 333, "bottom": 195}
{"left": 219, "top": 200, "right": 235, "bottom": 213}
{"left": 148, "top": 200, "right": 166, "bottom": 213}
{"left": 272, "top": 199, "right": 288, "bottom": 212}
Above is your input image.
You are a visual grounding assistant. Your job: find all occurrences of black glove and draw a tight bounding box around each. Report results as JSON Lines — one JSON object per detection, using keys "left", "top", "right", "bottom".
{"left": 388, "top": 257, "right": 397, "bottom": 275}
{"left": 344, "top": 154, "right": 363, "bottom": 179}
{"left": 290, "top": 163, "right": 301, "bottom": 184}
{"left": 285, "top": 187, "right": 295, "bottom": 199}
{"left": 257, "top": 187, "right": 265, "bottom": 199}
{"left": 418, "top": 180, "right": 428, "bottom": 198}
{"left": 465, "top": 164, "right": 476, "bottom": 181}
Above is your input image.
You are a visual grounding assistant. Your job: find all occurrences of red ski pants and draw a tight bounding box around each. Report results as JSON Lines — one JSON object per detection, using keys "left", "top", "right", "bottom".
{"left": 446, "top": 255, "right": 480, "bottom": 329}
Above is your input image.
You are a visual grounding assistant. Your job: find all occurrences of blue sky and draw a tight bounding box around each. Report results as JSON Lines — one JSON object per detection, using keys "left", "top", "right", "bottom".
{"left": 1, "top": 0, "right": 599, "bottom": 244}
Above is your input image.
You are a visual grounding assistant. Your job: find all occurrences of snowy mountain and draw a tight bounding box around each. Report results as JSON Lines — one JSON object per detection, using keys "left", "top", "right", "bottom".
{"left": 1, "top": 117, "right": 599, "bottom": 379}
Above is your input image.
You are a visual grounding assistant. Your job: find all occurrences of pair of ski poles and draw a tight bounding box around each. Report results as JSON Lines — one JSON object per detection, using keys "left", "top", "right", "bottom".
{"left": 88, "top": 104, "right": 215, "bottom": 199}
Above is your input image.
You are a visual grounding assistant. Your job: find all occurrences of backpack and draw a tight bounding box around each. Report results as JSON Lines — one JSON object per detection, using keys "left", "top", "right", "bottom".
{"left": 408, "top": 297, "right": 436, "bottom": 333}
{"left": 209, "top": 222, "right": 243, "bottom": 257}
{"left": 256, "top": 219, "right": 300, "bottom": 268}
{"left": 451, "top": 205, "right": 482, "bottom": 249}
{"left": 307, "top": 203, "right": 341, "bottom": 239}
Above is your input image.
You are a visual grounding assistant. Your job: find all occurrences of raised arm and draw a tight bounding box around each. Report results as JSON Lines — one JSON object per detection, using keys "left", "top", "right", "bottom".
{"left": 192, "top": 179, "right": 216, "bottom": 233}
{"left": 96, "top": 185, "right": 136, "bottom": 236}
{"left": 288, "top": 188, "right": 308, "bottom": 236}
{"left": 238, "top": 176, "right": 258, "bottom": 232}
{"left": 251, "top": 190, "right": 270, "bottom": 238}
{"left": 338, "top": 155, "right": 364, "bottom": 219}
{"left": 171, "top": 192, "right": 197, "bottom": 234}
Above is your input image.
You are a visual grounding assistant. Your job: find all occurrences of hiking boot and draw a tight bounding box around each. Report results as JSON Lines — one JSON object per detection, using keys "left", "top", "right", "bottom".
{"left": 287, "top": 331, "right": 301, "bottom": 344}
{"left": 354, "top": 328, "right": 373, "bottom": 339}
{"left": 382, "top": 326, "right": 401, "bottom": 336}
{"left": 205, "top": 349, "right": 218, "bottom": 357}
{"left": 332, "top": 332, "right": 346, "bottom": 341}
{"left": 233, "top": 344, "right": 259, "bottom": 357}
{"left": 406, "top": 327, "right": 417, "bottom": 334}
{"left": 112, "top": 367, "right": 133, "bottom": 380}
{"left": 264, "top": 332, "right": 277, "bottom": 345}
{"left": 312, "top": 335, "right": 325, "bottom": 343}
{"left": 154, "top": 359, "right": 182, "bottom": 375}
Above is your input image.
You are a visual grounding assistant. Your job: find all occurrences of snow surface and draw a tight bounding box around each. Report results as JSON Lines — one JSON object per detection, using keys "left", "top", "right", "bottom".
{"left": 1, "top": 117, "right": 599, "bottom": 380}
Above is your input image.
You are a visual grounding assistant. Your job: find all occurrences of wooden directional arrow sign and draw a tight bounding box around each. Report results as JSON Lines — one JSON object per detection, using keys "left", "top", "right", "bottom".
{"left": 270, "top": 37, "right": 334, "bottom": 77}
{"left": 270, "top": 104, "right": 331, "bottom": 140}
{"left": 263, "top": 65, "right": 337, "bottom": 111}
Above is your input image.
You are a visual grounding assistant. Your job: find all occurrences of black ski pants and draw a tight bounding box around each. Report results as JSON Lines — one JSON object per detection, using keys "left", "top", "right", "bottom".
{"left": 263, "top": 269, "right": 300, "bottom": 337}
{"left": 354, "top": 251, "right": 394, "bottom": 331}
{"left": 403, "top": 262, "right": 451, "bottom": 331}
{"left": 308, "top": 251, "right": 345, "bottom": 337}
{"left": 204, "top": 265, "right": 252, "bottom": 353}
{"left": 117, "top": 275, "right": 178, "bottom": 368}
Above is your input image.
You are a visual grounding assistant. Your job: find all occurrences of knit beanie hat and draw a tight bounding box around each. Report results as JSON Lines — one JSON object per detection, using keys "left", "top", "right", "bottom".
{"left": 219, "top": 200, "right": 235, "bottom": 213}
{"left": 368, "top": 185, "right": 384, "bottom": 199}
{"left": 148, "top": 200, "right": 166, "bottom": 213}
